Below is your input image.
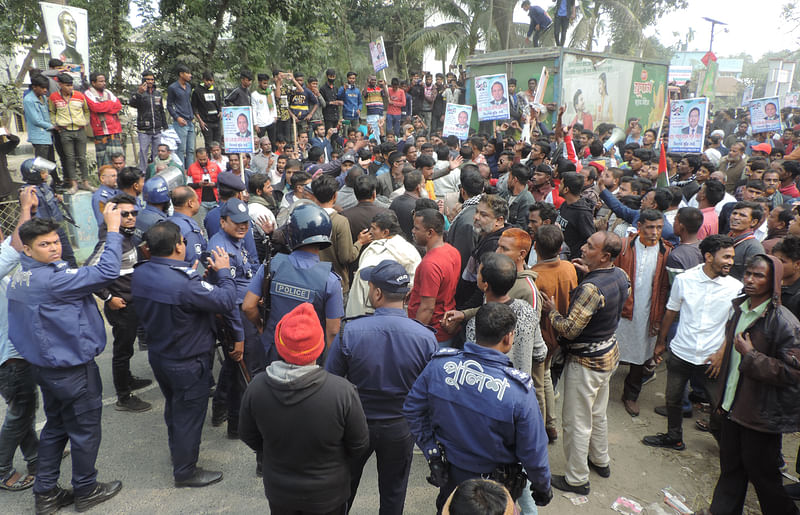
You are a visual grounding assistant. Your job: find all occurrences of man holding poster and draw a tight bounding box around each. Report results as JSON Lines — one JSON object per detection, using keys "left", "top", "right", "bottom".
{"left": 442, "top": 104, "right": 472, "bottom": 141}
{"left": 222, "top": 107, "right": 254, "bottom": 154}
{"left": 668, "top": 98, "right": 708, "bottom": 154}
{"left": 475, "top": 74, "right": 510, "bottom": 121}
{"left": 750, "top": 97, "right": 782, "bottom": 134}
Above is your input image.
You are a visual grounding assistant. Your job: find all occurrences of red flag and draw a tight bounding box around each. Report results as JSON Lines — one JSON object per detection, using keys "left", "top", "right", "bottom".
{"left": 656, "top": 139, "right": 669, "bottom": 188}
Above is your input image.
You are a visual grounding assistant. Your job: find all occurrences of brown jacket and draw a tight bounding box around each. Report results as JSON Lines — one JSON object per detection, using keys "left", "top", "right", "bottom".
{"left": 719, "top": 154, "right": 747, "bottom": 193}
{"left": 715, "top": 254, "right": 800, "bottom": 434}
{"left": 614, "top": 234, "right": 671, "bottom": 337}
{"left": 532, "top": 258, "right": 579, "bottom": 352}
{"left": 319, "top": 210, "right": 362, "bottom": 293}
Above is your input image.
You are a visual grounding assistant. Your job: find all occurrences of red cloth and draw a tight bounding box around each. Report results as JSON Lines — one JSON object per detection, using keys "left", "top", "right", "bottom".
{"left": 697, "top": 206, "right": 719, "bottom": 240}
{"left": 781, "top": 183, "right": 800, "bottom": 199}
{"left": 407, "top": 243, "right": 461, "bottom": 342}
{"left": 387, "top": 87, "right": 406, "bottom": 116}
{"left": 84, "top": 88, "right": 123, "bottom": 136}
{"left": 186, "top": 160, "right": 222, "bottom": 201}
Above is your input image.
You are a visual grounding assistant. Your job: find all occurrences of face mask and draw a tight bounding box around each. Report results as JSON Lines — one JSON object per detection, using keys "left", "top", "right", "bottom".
{"left": 328, "top": 78, "right": 335, "bottom": 84}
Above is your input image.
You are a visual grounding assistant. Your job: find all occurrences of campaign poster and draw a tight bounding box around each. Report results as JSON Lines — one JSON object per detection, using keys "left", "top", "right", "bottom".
{"left": 741, "top": 86, "right": 754, "bottom": 107}
{"left": 749, "top": 97, "right": 782, "bottom": 134}
{"left": 369, "top": 36, "right": 388, "bottom": 73}
{"left": 40, "top": 2, "right": 90, "bottom": 76}
{"left": 222, "top": 106, "right": 254, "bottom": 153}
{"left": 785, "top": 92, "right": 800, "bottom": 109}
{"left": 475, "top": 74, "right": 510, "bottom": 121}
{"left": 442, "top": 103, "right": 472, "bottom": 140}
{"left": 668, "top": 97, "right": 708, "bottom": 153}
{"left": 533, "top": 67, "right": 549, "bottom": 105}
{"left": 561, "top": 55, "right": 635, "bottom": 129}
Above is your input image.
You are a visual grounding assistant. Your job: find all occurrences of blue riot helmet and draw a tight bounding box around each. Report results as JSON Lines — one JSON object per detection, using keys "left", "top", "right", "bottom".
{"left": 143, "top": 175, "right": 170, "bottom": 204}
{"left": 286, "top": 202, "right": 332, "bottom": 251}
{"left": 21, "top": 157, "right": 57, "bottom": 185}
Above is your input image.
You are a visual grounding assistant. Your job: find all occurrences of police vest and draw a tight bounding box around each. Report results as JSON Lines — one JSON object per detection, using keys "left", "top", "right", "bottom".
{"left": 264, "top": 253, "right": 331, "bottom": 345}
{"left": 35, "top": 184, "right": 63, "bottom": 222}
{"left": 133, "top": 206, "right": 167, "bottom": 245}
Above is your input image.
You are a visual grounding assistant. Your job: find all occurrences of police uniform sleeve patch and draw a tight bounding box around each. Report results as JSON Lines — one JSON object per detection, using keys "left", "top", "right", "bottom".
{"left": 170, "top": 265, "right": 196, "bottom": 277}
{"left": 504, "top": 366, "right": 533, "bottom": 391}
{"left": 431, "top": 347, "right": 460, "bottom": 358}
{"left": 200, "top": 280, "right": 214, "bottom": 291}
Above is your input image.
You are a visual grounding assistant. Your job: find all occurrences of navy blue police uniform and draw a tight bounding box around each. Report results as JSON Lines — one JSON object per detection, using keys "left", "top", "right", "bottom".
{"left": 168, "top": 211, "right": 207, "bottom": 266}
{"left": 403, "top": 341, "right": 552, "bottom": 511}
{"left": 203, "top": 172, "right": 259, "bottom": 260}
{"left": 132, "top": 255, "right": 237, "bottom": 482}
{"left": 207, "top": 199, "right": 264, "bottom": 433}
{"left": 8, "top": 231, "right": 122, "bottom": 498}
{"left": 133, "top": 176, "right": 170, "bottom": 246}
{"left": 326, "top": 280, "right": 438, "bottom": 515}
{"left": 33, "top": 182, "right": 77, "bottom": 267}
{"left": 91, "top": 184, "right": 118, "bottom": 227}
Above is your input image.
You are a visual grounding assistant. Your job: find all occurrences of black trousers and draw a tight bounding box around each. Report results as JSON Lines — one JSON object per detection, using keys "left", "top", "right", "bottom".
{"left": 104, "top": 303, "right": 139, "bottom": 398}
{"left": 201, "top": 124, "right": 222, "bottom": 148}
{"left": 665, "top": 354, "right": 717, "bottom": 441}
{"left": 276, "top": 120, "right": 292, "bottom": 144}
{"left": 553, "top": 16, "right": 569, "bottom": 46}
{"left": 622, "top": 363, "right": 644, "bottom": 401}
{"left": 710, "top": 417, "right": 799, "bottom": 515}
{"left": 348, "top": 418, "right": 415, "bottom": 515}
{"left": 269, "top": 502, "right": 347, "bottom": 515}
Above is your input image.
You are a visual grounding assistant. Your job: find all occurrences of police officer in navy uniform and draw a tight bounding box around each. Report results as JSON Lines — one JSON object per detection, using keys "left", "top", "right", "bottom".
{"left": 207, "top": 198, "right": 263, "bottom": 439}
{"left": 8, "top": 204, "right": 124, "bottom": 514}
{"left": 204, "top": 172, "right": 259, "bottom": 262}
{"left": 403, "top": 302, "right": 553, "bottom": 513}
{"left": 19, "top": 157, "right": 77, "bottom": 267}
{"left": 243, "top": 202, "right": 344, "bottom": 366}
{"left": 326, "top": 259, "right": 438, "bottom": 514}
{"left": 167, "top": 185, "right": 206, "bottom": 266}
{"left": 132, "top": 222, "right": 237, "bottom": 488}
{"left": 133, "top": 175, "right": 170, "bottom": 246}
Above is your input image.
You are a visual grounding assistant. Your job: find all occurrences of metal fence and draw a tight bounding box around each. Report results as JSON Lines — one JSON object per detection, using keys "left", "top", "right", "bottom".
{"left": 0, "top": 200, "right": 19, "bottom": 238}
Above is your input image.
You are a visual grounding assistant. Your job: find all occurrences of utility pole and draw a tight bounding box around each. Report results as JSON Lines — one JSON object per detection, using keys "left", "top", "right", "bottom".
{"left": 702, "top": 17, "right": 727, "bottom": 53}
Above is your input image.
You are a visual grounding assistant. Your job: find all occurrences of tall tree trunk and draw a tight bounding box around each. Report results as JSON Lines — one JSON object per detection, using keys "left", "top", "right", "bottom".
{"left": 206, "top": 0, "right": 233, "bottom": 62}
{"left": 110, "top": 0, "right": 124, "bottom": 90}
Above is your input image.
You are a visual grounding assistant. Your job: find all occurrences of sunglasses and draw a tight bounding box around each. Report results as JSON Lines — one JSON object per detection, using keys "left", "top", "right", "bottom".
{"left": 120, "top": 210, "right": 138, "bottom": 218}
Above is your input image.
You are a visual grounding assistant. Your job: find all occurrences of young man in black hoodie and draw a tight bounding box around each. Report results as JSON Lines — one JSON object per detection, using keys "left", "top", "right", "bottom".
{"left": 239, "top": 303, "right": 369, "bottom": 514}
{"left": 556, "top": 171, "right": 596, "bottom": 260}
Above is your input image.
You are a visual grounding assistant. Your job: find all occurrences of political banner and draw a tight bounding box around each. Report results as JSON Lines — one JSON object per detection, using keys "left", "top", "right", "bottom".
{"left": 474, "top": 74, "right": 510, "bottom": 121}
{"left": 561, "top": 55, "right": 634, "bottom": 129}
{"left": 40, "top": 2, "right": 90, "bottom": 76}
{"left": 442, "top": 103, "right": 472, "bottom": 140}
{"left": 785, "top": 92, "right": 800, "bottom": 108}
{"left": 668, "top": 97, "right": 708, "bottom": 153}
{"left": 749, "top": 97, "right": 782, "bottom": 134}
{"left": 741, "top": 85, "right": 754, "bottom": 107}
{"left": 668, "top": 65, "right": 692, "bottom": 86}
{"left": 369, "top": 37, "right": 388, "bottom": 73}
{"left": 222, "top": 106, "right": 254, "bottom": 153}
{"left": 533, "top": 67, "right": 549, "bottom": 105}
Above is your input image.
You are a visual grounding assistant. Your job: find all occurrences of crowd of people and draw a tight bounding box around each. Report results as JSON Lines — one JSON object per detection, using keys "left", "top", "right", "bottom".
{"left": 2, "top": 50, "right": 800, "bottom": 515}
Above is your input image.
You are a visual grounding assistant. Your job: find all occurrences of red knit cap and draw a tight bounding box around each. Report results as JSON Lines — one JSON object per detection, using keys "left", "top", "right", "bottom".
{"left": 274, "top": 303, "right": 325, "bottom": 365}
{"left": 589, "top": 160, "right": 605, "bottom": 173}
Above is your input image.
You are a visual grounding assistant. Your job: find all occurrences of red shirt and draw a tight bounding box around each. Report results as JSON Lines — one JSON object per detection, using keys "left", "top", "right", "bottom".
{"left": 387, "top": 87, "right": 406, "bottom": 116}
{"left": 780, "top": 183, "right": 800, "bottom": 199}
{"left": 187, "top": 161, "right": 222, "bottom": 201}
{"left": 697, "top": 206, "right": 719, "bottom": 240}
{"left": 407, "top": 243, "right": 461, "bottom": 342}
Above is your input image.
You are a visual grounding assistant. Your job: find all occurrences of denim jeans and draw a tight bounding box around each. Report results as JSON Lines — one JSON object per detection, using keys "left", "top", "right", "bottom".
{"left": 386, "top": 114, "right": 402, "bottom": 137}
{"left": 138, "top": 132, "right": 161, "bottom": 171}
{"left": 172, "top": 122, "right": 196, "bottom": 168}
{"left": 0, "top": 360, "right": 39, "bottom": 476}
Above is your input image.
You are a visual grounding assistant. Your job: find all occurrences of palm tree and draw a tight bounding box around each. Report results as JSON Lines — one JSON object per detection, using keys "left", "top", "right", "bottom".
{"left": 404, "top": 0, "right": 493, "bottom": 71}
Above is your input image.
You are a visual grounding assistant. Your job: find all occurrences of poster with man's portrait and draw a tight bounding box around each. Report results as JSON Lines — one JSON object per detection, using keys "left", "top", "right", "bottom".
{"left": 442, "top": 103, "right": 472, "bottom": 140}
{"left": 749, "top": 97, "right": 782, "bottom": 134}
{"left": 784, "top": 92, "right": 799, "bottom": 109}
{"left": 475, "top": 74, "right": 509, "bottom": 121}
{"left": 668, "top": 97, "right": 708, "bottom": 153}
{"left": 222, "top": 106, "right": 255, "bottom": 153}
{"left": 369, "top": 36, "right": 388, "bottom": 73}
{"left": 40, "top": 2, "right": 90, "bottom": 75}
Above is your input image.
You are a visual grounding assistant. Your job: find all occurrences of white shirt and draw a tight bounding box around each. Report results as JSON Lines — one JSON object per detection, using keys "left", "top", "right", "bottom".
{"left": 251, "top": 89, "right": 277, "bottom": 128}
{"left": 666, "top": 264, "right": 742, "bottom": 365}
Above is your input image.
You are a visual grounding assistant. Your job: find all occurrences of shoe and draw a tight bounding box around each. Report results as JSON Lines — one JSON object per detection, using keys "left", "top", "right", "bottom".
{"left": 642, "top": 433, "right": 686, "bottom": 451}
{"left": 641, "top": 372, "right": 657, "bottom": 386}
{"left": 785, "top": 481, "right": 800, "bottom": 500}
{"left": 74, "top": 480, "right": 122, "bottom": 512}
{"left": 115, "top": 394, "right": 152, "bottom": 412}
{"left": 622, "top": 398, "right": 640, "bottom": 417}
{"left": 546, "top": 427, "right": 558, "bottom": 444}
{"left": 211, "top": 408, "right": 227, "bottom": 427}
{"left": 35, "top": 485, "right": 74, "bottom": 515}
{"left": 693, "top": 509, "right": 712, "bottom": 515}
{"left": 654, "top": 405, "right": 692, "bottom": 418}
{"left": 588, "top": 459, "right": 611, "bottom": 478}
{"left": 550, "top": 474, "right": 590, "bottom": 495}
{"left": 129, "top": 376, "right": 152, "bottom": 391}
{"left": 66, "top": 181, "right": 78, "bottom": 195}
{"left": 78, "top": 181, "right": 97, "bottom": 192}
{"left": 174, "top": 468, "right": 223, "bottom": 488}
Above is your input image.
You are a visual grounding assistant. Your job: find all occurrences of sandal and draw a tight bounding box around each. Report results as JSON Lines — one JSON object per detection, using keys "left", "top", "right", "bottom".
{"left": 0, "top": 469, "right": 35, "bottom": 491}
{"left": 695, "top": 419, "right": 710, "bottom": 432}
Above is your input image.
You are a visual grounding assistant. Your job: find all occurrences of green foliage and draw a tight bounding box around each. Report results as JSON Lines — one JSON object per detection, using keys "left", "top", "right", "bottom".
{"left": 0, "top": 83, "right": 24, "bottom": 126}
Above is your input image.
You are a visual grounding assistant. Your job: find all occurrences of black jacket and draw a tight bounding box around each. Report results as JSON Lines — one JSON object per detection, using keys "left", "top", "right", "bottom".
{"left": 557, "top": 198, "right": 595, "bottom": 260}
{"left": 239, "top": 366, "right": 369, "bottom": 512}
{"left": 130, "top": 87, "right": 167, "bottom": 133}
{"left": 191, "top": 84, "right": 222, "bottom": 126}
{"left": 320, "top": 82, "right": 340, "bottom": 121}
